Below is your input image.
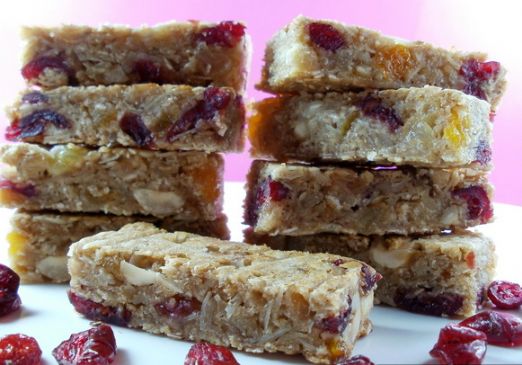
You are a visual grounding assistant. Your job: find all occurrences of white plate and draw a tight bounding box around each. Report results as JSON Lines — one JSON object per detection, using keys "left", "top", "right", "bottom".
{"left": 1, "top": 182, "right": 521, "bottom": 364}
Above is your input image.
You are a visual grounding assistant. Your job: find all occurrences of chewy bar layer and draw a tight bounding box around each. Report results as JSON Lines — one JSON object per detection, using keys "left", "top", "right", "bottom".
{"left": 258, "top": 16, "right": 506, "bottom": 108}
{"left": 21, "top": 21, "right": 251, "bottom": 92}
{"left": 245, "top": 229, "right": 496, "bottom": 318}
{"left": 6, "top": 85, "right": 245, "bottom": 152}
{"left": 68, "top": 223, "right": 378, "bottom": 364}
{"left": 0, "top": 143, "right": 223, "bottom": 219}
{"left": 8, "top": 212, "right": 229, "bottom": 283}
{"left": 250, "top": 87, "right": 492, "bottom": 168}
{"left": 245, "top": 160, "right": 493, "bottom": 236}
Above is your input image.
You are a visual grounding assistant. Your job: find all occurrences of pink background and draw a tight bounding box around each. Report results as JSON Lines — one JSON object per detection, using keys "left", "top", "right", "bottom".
{"left": 1, "top": 0, "right": 521, "bottom": 205}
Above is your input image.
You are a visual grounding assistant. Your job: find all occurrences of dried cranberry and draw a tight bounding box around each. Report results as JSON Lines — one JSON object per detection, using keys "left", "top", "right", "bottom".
{"left": 475, "top": 141, "right": 492, "bottom": 166}
{"left": 430, "top": 324, "right": 487, "bottom": 365}
{"left": 119, "top": 112, "right": 155, "bottom": 148}
{"left": 394, "top": 289, "right": 464, "bottom": 317}
{"left": 155, "top": 294, "right": 201, "bottom": 320}
{"left": 316, "top": 296, "right": 352, "bottom": 334}
{"left": 333, "top": 258, "right": 345, "bottom": 266}
{"left": 53, "top": 324, "right": 117, "bottom": 365}
{"left": 360, "top": 265, "right": 382, "bottom": 294}
{"left": 0, "top": 180, "right": 37, "bottom": 198}
{"left": 21, "top": 91, "right": 48, "bottom": 104}
{"left": 5, "top": 123, "right": 21, "bottom": 141}
{"left": 166, "top": 87, "right": 231, "bottom": 141}
{"left": 317, "top": 308, "right": 351, "bottom": 334}
{"left": 197, "top": 21, "right": 245, "bottom": 48}
{"left": 452, "top": 186, "right": 493, "bottom": 224}
{"left": 184, "top": 342, "right": 239, "bottom": 365}
{"left": 0, "top": 334, "right": 42, "bottom": 365}
{"left": 0, "top": 294, "right": 21, "bottom": 317}
{"left": 489, "top": 112, "right": 496, "bottom": 122}
{"left": 459, "top": 59, "right": 501, "bottom": 100}
{"left": 21, "top": 56, "right": 74, "bottom": 84}
{"left": 268, "top": 179, "right": 290, "bottom": 201}
{"left": 68, "top": 291, "right": 131, "bottom": 327}
{"left": 460, "top": 311, "right": 522, "bottom": 347}
{"left": 308, "top": 22, "right": 345, "bottom": 52}
{"left": 357, "top": 95, "right": 403, "bottom": 132}
{"left": 0, "top": 263, "right": 20, "bottom": 293}
{"left": 244, "top": 178, "right": 290, "bottom": 226}
{"left": 6, "top": 109, "right": 70, "bottom": 141}
{"left": 487, "top": 280, "right": 522, "bottom": 310}
{"left": 0, "top": 264, "right": 22, "bottom": 317}
{"left": 337, "top": 355, "right": 375, "bottom": 365}
{"left": 476, "top": 287, "right": 486, "bottom": 307}
{"left": 133, "top": 59, "right": 162, "bottom": 83}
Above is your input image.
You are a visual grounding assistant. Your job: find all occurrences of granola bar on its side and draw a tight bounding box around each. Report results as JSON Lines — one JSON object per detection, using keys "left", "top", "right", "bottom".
{"left": 68, "top": 223, "right": 379, "bottom": 364}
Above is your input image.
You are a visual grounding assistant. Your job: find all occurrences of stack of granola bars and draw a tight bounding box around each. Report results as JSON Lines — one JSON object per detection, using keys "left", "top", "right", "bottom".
{"left": 1, "top": 21, "right": 251, "bottom": 283}
{"left": 245, "top": 16, "right": 506, "bottom": 317}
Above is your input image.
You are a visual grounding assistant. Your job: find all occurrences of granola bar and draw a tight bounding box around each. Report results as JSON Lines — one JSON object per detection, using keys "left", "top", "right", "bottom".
{"left": 258, "top": 16, "right": 506, "bottom": 108}
{"left": 249, "top": 87, "right": 492, "bottom": 168}
{"left": 6, "top": 85, "right": 245, "bottom": 152}
{"left": 0, "top": 143, "right": 223, "bottom": 219}
{"left": 245, "top": 160, "right": 493, "bottom": 236}
{"left": 21, "top": 21, "right": 251, "bottom": 92}
{"left": 245, "top": 229, "right": 496, "bottom": 317}
{"left": 8, "top": 211, "right": 229, "bottom": 283}
{"left": 67, "top": 223, "right": 379, "bottom": 364}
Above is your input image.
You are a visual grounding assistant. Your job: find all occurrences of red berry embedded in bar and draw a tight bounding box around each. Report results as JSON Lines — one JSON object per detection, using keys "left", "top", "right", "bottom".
{"left": 0, "top": 180, "right": 37, "bottom": 198}
{"left": 155, "top": 294, "right": 202, "bottom": 320}
{"left": 8, "top": 109, "right": 70, "bottom": 141}
{"left": 68, "top": 291, "right": 131, "bottom": 327}
{"left": 119, "top": 112, "right": 155, "bottom": 148}
{"left": 268, "top": 179, "right": 290, "bottom": 201}
{"left": 21, "top": 56, "right": 73, "bottom": 84}
{"left": 360, "top": 264, "right": 382, "bottom": 294}
{"left": 21, "top": 91, "right": 49, "bottom": 105}
{"left": 167, "top": 87, "right": 231, "bottom": 141}
{"left": 308, "top": 22, "right": 346, "bottom": 52}
{"left": 459, "top": 59, "right": 501, "bottom": 100}
{"left": 197, "top": 21, "right": 246, "bottom": 48}
{"left": 133, "top": 59, "right": 163, "bottom": 83}
{"left": 452, "top": 186, "right": 493, "bottom": 224}
{"left": 357, "top": 95, "right": 403, "bottom": 132}
{"left": 394, "top": 289, "right": 464, "bottom": 317}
